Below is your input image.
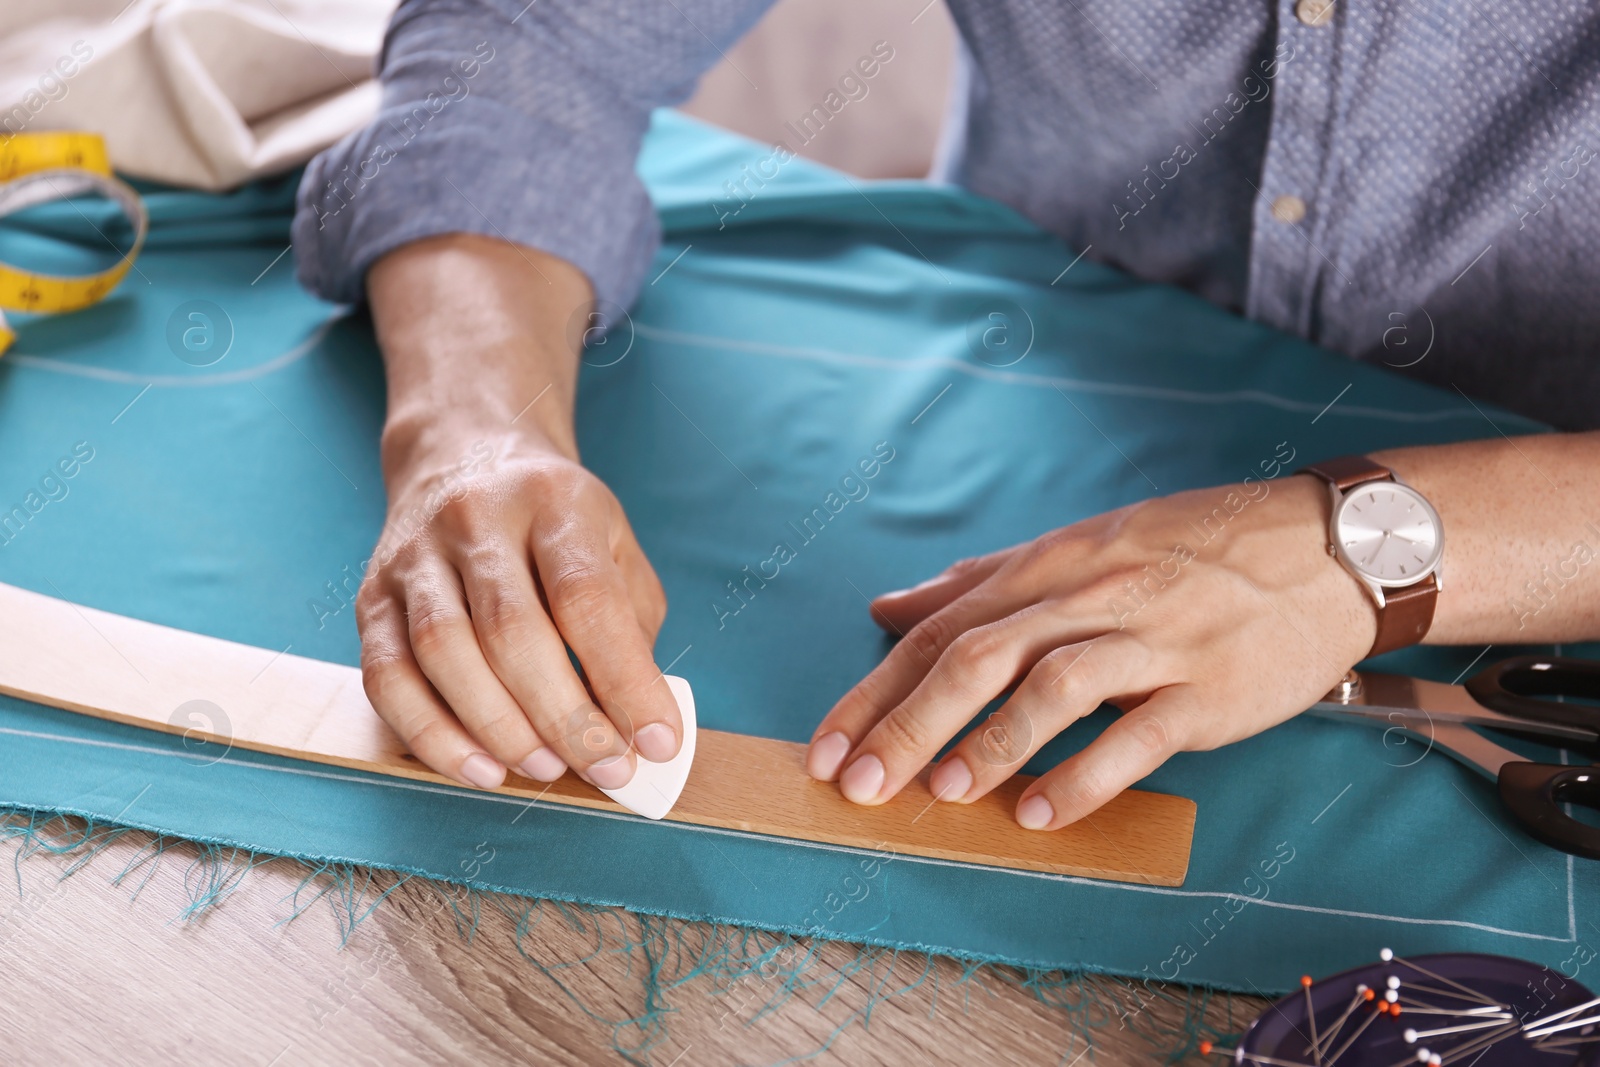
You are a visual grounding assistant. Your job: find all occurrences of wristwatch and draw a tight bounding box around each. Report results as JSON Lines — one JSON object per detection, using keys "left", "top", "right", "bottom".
{"left": 1299, "top": 455, "right": 1443, "bottom": 657}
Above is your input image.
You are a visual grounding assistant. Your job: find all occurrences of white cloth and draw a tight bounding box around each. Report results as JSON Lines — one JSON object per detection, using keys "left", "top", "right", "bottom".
{"left": 0, "top": 0, "right": 395, "bottom": 190}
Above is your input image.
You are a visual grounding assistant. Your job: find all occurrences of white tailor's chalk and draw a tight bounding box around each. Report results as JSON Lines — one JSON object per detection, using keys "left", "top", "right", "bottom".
{"left": 598, "top": 675, "right": 697, "bottom": 820}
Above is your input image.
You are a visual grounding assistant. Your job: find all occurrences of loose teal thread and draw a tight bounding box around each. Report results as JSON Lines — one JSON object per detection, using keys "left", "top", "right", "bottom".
{"left": 174, "top": 845, "right": 271, "bottom": 922}
{"left": 1, "top": 808, "right": 1233, "bottom": 1065}
{"left": 111, "top": 832, "right": 179, "bottom": 900}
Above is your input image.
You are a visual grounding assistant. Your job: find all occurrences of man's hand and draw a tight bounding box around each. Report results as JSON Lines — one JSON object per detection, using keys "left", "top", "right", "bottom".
{"left": 359, "top": 429, "right": 676, "bottom": 790}
{"left": 806, "top": 429, "right": 1600, "bottom": 830}
{"left": 806, "top": 474, "right": 1378, "bottom": 829}
{"left": 360, "top": 234, "right": 680, "bottom": 791}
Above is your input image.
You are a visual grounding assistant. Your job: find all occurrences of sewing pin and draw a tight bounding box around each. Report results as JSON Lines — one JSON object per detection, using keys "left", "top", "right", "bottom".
{"left": 1198, "top": 1043, "right": 1317, "bottom": 1067}
{"left": 1242, "top": 1054, "right": 1319, "bottom": 1067}
{"left": 1524, "top": 994, "right": 1600, "bottom": 1032}
{"left": 1424, "top": 1021, "right": 1519, "bottom": 1066}
{"left": 1394, "top": 982, "right": 1507, "bottom": 1008}
{"left": 1300, "top": 976, "right": 1323, "bottom": 1066}
{"left": 1378, "top": 949, "right": 1500, "bottom": 1006}
{"left": 1379, "top": 1048, "right": 1435, "bottom": 1067}
{"left": 1394, "top": 1002, "right": 1509, "bottom": 1018}
{"left": 1524, "top": 1012, "right": 1600, "bottom": 1040}
{"left": 1532, "top": 1033, "right": 1600, "bottom": 1050}
{"left": 1434, "top": 1024, "right": 1520, "bottom": 1066}
{"left": 1312, "top": 985, "right": 1368, "bottom": 1060}
{"left": 1403, "top": 1018, "right": 1520, "bottom": 1042}
{"left": 1323, "top": 1000, "right": 1383, "bottom": 1063}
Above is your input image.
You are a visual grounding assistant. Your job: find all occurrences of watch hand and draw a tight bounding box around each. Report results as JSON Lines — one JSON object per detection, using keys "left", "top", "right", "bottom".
{"left": 1364, "top": 531, "right": 1392, "bottom": 567}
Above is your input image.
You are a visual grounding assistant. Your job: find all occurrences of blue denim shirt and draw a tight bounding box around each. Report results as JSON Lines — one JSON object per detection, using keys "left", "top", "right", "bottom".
{"left": 294, "top": 0, "right": 1600, "bottom": 429}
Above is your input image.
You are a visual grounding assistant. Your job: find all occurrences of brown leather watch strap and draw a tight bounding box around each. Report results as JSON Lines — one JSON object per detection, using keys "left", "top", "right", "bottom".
{"left": 1298, "top": 454, "right": 1439, "bottom": 659}
{"left": 1369, "top": 573, "right": 1439, "bottom": 657}
{"left": 1299, "top": 454, "right": 1393, "bottom": 491}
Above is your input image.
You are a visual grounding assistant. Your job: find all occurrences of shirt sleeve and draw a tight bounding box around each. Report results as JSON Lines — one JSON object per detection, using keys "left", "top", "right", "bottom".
{"left": 292, "top": 0, "right": 774, "bottom": 309}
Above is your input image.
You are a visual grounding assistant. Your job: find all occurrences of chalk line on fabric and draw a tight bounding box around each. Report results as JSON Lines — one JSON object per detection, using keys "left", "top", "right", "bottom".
{"left": 632, "top": 322, "right": 1543, "bottom": 427}
{"left": 2, "top": 313, "right": 343, "bottom": 388}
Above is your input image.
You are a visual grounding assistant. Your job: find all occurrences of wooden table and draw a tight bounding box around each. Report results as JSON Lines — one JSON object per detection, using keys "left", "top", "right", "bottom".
{"left": 0, "top": 814, "right": 1263, "bottom": 1065}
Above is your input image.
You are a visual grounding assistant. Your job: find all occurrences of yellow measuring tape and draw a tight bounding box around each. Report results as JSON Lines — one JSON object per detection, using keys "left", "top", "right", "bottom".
{"left": 0, "top": 132, "right": 147, "bottom": 355}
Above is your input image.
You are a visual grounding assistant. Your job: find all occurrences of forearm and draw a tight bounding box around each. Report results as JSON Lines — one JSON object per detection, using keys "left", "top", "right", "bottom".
{"left": 366, "top": 233, "right": 592, "bottom": 468}
{"left": 353, "top": 233, "right": 680, "bottom": 791}
{"left": 1374, "top": 432, "right": 1600, "bottom": 644}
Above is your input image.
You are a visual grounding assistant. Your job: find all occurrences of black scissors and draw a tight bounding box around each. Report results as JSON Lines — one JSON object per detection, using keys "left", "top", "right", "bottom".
{"left": 1310, "top": 655, "right": 1600, "bottom": 858}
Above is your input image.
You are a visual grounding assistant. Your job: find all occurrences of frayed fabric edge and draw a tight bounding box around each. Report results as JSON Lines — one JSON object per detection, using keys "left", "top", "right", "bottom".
{"left": 0, "top": 806, "right": 1246, "bottom": 1065}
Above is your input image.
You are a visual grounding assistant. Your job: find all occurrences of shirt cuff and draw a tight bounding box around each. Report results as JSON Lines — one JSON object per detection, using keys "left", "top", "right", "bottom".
{"left": 292, "top": 94, "right": 661, "bottom": 313}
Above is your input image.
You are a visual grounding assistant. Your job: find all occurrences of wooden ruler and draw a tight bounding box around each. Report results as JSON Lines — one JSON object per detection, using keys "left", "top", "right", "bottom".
{"left": 0, "top": 581, "right": 1195, "bottom": 886}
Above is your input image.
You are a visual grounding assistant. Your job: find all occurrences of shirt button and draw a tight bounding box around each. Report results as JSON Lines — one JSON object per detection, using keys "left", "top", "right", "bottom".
{"left": 1271, "top": 194, "right": 1307, "bottom": 224}
{"left": 1295, "top": 0, "right": 1335, "bottom": 26}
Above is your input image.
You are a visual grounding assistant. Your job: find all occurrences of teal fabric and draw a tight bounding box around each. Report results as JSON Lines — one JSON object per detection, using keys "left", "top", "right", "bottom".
{"left": 0, "top": 112, "right": 1589, "bottom": 996}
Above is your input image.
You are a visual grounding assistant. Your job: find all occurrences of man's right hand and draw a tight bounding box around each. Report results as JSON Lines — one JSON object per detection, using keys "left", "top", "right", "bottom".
{"left": 359, "top": 234, "right": 680, "bottom": 791}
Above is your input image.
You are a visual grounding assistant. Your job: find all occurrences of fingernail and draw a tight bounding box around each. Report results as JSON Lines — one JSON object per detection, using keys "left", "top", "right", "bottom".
{"left": 586, "top": 754, "right": 634, "bottom": 789}
{"left": 460, "top": 753, "right": 507, "bottom": 790}
{"left": 1017, "top": 794, "right": 1054, "bottom": 830}
{"left": 839, "top": 754, "right": 885, "bottom": 804}
{"left": 518, "top": 748, "right": 567, "bottom": 782}
{"left": 635, "top": 722, "right": 678, "bottom": 763}
{"left": 885, "top": 572, "right": 947, "bottom": 597}
{"left": 807, "top": 732, "right": 851, "bottom": 780}
{"left": 929, "top": 757, "right": 972, "bottom": 802}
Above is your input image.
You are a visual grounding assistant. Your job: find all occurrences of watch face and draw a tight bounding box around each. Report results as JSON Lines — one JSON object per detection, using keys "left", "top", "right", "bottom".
{"left": 1333, "top": 482, "right": 1443, "bottom": 587}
